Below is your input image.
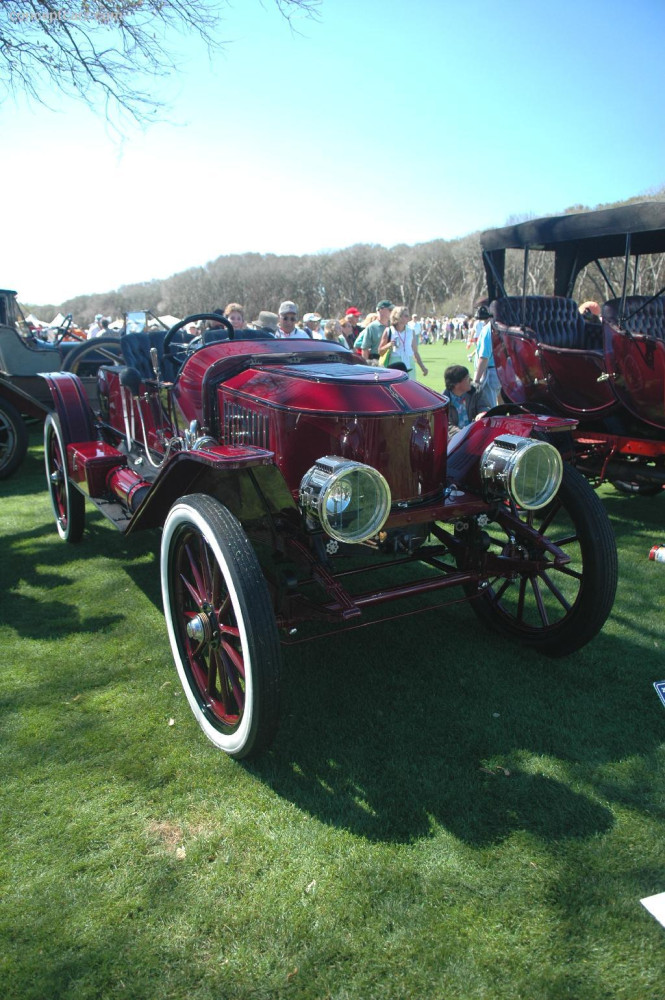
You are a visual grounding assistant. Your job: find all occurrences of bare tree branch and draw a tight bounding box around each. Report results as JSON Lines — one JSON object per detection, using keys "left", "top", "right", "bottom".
{"left": 0, "top": 0, "right": 321, "bottom": 127}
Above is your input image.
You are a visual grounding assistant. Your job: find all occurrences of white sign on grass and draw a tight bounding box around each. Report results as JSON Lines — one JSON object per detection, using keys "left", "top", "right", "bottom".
{"left": 641, "top": 893, "right": 665, "bottom": 929}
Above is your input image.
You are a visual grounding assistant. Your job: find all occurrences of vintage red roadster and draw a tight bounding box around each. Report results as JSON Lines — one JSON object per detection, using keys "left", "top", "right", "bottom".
{"left": 42, "top": 313, "right": 618, "bottom": 758}
{"left": 481, "top": 200, "right": 665, "bottom": 494}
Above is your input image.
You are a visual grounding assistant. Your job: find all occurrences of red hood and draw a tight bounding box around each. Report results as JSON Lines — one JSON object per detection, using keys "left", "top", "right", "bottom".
{"left": 224, "top": 361, "right": 446, "bottom": 415}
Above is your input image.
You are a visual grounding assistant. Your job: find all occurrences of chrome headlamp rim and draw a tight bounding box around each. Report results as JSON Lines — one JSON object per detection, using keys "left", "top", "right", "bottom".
{"left": 299, "top": 456, "right": 392, "bottom": 544}
{"left": 480, "top": 435, "right": 563, "bottom": 510}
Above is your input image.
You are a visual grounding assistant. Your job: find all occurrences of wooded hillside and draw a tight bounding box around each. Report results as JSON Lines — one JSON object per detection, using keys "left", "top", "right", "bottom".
{"left": 26, "top": 190, "right": 665, "bottom": 325}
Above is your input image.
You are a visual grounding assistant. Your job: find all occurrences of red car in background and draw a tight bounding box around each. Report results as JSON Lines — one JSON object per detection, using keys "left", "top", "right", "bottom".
{"left": 481, "top": 201, "right": 665, "bottom": 495}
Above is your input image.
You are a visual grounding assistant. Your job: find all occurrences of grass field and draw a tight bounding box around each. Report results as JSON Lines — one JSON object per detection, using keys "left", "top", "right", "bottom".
{"left": 1, "top": 353, "right": 664, "bottom": 999}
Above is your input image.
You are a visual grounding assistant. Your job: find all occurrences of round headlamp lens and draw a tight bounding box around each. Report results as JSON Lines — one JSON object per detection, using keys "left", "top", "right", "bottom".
{"left": 300, "top": 458, "right": 391, "bottom": 543}
{"left": 510, "top": 440, "right": 563, "bottom": 509}
{"left": 480, "top": 435, "right": 563, "bottom": 510}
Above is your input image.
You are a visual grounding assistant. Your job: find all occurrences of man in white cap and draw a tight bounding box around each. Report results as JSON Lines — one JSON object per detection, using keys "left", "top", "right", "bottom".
{"left": 303, "top": 312, "right": 323, "bottom": 339}
{"left": 275, "top": 301, "right": 309, "bottom": 339}
{"left": 87, "top": 313, "right": 104, "bottom": 339}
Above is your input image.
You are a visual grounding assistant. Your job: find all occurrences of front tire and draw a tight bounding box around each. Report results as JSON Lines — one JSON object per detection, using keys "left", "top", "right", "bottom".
{"left": 44, "top": 413, "right": 85, "bottom": 543}
{"left": 465, "top": 464, "right": 617, "bottom": 656}
{"left": 160, "top": 495, "right": 281, "bottom": 759}
{"left": 0, "top": 397, "right": 28, "bottom": 479}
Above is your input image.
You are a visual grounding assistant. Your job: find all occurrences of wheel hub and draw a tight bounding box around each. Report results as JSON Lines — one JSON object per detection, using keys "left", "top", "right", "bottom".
{"left": 186, "top": 607, "right": 219, "bottom": 646}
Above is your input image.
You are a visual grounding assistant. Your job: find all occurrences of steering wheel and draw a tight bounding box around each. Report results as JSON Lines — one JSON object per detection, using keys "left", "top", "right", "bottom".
{"left": 53, "top": 314, "right": 85, "bottom": 345}
{"left": 163, "top": 312, "right": 235, "bottom": 359}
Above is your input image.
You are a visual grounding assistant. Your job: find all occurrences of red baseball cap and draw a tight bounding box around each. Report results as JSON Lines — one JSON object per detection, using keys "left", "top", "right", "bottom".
{"left": 345, "top": 307, "right": 361, "bottom": 317}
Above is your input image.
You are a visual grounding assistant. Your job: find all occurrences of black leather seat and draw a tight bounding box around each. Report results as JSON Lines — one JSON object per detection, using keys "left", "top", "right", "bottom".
{"left": 602, "top": 296, "right": 665, "bottom": 340}
{"left": 120, "top": 330, "right": 182, "bottom": 382}
{"left": 491, "top": 296, "right": 594, "bottom": 350}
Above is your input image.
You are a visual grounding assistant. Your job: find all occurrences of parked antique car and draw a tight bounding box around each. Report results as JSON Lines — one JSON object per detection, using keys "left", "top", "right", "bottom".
{"left": 481, "top": 201, "right": 665, "bottom": 494}
{"left": 0, "top": 288, "right": 124, "bottom": 477}
{"left": 42, "top": 313, "right": 618, "bottom": 758}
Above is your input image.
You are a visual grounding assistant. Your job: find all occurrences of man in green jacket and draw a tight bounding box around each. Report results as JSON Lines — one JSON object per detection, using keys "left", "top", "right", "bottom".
{"left": 359, "top": 299, "right": 392, "bottom": 362}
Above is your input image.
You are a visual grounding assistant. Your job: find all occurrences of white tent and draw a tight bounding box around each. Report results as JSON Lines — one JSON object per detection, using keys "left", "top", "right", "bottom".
{"left": 25, "top": 313, "right": 47, "bottom": 328}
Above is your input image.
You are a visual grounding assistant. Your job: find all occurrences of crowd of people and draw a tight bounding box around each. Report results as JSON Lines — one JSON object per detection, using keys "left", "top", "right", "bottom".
{"left": 82, "top": 296, "right": 502, "bottom": 421}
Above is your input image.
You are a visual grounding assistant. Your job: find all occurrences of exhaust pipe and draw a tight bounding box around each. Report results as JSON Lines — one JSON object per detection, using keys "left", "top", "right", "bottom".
{"left": 106, "top": 466, "right": 151, "bottom": 512}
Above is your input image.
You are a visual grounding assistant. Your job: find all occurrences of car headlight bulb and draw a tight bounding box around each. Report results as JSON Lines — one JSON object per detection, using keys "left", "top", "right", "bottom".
{"left": 326, "top": 481, "right": 353, "bottom": 517}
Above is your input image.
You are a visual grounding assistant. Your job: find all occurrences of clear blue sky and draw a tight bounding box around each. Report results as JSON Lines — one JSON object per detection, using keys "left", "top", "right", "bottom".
{"left": 3, "top": 0, "right": 664, "bottom": 305}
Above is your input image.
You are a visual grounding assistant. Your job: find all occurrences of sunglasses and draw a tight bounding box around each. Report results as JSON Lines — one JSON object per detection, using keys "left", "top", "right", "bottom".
{"left": 281, "top": 314, "right": 297, "bottom": 321}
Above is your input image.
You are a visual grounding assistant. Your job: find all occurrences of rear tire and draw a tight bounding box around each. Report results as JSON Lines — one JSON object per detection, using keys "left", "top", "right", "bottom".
{"left": 0, "top": 397, "right": 28, "bottom": 479}
{"left": 44, "top": 413, "right": 85, "bottom": 543}
{"left": 62, "top": 337, "right": 123, "bottom": 376}
{"left": 613, "top": 480, "right": 663, "bottom": 497}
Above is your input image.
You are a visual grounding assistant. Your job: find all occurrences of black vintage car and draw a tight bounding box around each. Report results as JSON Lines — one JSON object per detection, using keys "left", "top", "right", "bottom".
{"left": 0, "top": 288, "right": 124, "bottom": 477}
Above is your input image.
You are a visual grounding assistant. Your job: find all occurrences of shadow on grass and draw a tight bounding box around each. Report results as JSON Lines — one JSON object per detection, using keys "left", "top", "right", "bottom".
{"left": 0, "top": 512, "right": 162, "bottom": 640}
{"left": 247, "top": 607, "right": 662, "bottom": 846}
{"left": 600, "top": 488, "right": 665, "bottom": 536}
{"left": 0, "top": 423, "right": 48, "bottom": 498}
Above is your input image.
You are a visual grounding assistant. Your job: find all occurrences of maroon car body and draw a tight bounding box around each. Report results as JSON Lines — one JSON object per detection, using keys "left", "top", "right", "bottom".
{"left": 42, "top": 312, "right": 617, "bottom": 758}
{"left": 481, "top": 201, "right": 665, "bottom": 494}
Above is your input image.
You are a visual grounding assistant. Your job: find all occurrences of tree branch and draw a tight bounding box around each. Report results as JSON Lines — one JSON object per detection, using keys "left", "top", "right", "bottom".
{"left": 0, "top": 0, "right": 320, "bottom": 127}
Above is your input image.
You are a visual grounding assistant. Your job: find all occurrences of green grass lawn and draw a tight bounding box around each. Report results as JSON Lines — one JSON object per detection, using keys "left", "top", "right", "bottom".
{"left": 414, "top": 335, "right": 471, "bottom": 393}
{"left": 1, "top": 423, "right": 664, "bottom": 1000}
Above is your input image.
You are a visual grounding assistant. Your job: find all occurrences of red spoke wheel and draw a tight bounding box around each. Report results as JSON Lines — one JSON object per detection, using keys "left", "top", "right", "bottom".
{"left": 465, "top": 464, "right": 617, "bottom": 656}
{"left": 44, "top": 413, "right": 85, "bottom": 543}
{"left": 161, "top": 494, "right": 281, "bottom": 759}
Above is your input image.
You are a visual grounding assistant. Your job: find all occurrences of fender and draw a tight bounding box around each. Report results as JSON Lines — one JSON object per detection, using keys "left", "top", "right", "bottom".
{"left": 125, "top": 445, "right": 298, "bottom": 534}
{"left": 41, "top": 371, "right": 96, "bottom": 443}
{"left": 446, "top": 411, "right": 576, "bottom": 491}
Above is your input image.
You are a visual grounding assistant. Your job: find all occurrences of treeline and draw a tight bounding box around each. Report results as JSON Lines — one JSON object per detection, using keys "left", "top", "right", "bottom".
{"left": 34, "top": 235, "right": 485, "bottom": 327}
{"left": 26, "top": 190, "right": 665, "bottom": 326}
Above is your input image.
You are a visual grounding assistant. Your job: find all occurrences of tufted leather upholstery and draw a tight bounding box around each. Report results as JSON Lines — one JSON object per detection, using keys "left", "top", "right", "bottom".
{"left": 120, "top": 330, "right": 183, "bottom": 382}
{"left": 490, "top": 296, "right": 597, "bottom": 349}
{"left": 119, "top": 328, "right": 279, "bottom": 384}
{"left": 602, "top": 296, "right": 665, "bottom": 341}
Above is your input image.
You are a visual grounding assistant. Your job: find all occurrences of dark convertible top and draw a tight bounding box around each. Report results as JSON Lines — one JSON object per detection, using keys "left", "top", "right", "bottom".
{"left": 481, "top": 201, "right": 665, "bottom": 299}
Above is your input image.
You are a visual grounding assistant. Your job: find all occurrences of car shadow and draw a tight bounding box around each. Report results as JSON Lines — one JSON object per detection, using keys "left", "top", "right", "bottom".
{"left": 600, "top": 488, "right": 665, "bottom": 536}
{"left": 4, "top": 444, "right": 660, "bottom": 850}
{"left": 246, "top": 611, "right": 660, "bottom": 847}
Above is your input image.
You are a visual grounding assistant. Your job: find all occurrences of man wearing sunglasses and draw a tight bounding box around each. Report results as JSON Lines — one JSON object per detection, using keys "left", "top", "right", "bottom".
{"left": 275, "top": 301, "right": 309, "bottom": 339}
